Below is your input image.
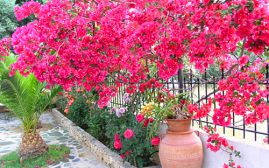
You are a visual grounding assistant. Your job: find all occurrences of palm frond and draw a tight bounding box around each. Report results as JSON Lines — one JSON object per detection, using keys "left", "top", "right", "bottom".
{"left": 0, "top": 54, "right": 59, "bottom": 131}
{"left": 0, "top": 73, "right": 40, "bottom": 126}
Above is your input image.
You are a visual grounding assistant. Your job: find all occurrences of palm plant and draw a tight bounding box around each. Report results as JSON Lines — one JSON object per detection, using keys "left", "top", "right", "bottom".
{"left": 0, "top": 54, "right": 61, "bottom": 159}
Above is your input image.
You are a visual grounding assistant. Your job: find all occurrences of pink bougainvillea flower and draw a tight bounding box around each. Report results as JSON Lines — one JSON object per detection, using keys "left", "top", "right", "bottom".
{"left": 123, "top": 129, "right": 134, "bottom": 139}
{"left": 0, "top": 38, "right": 11, "bottom": 57}
{"left": 126, "top": 85, "right": 136, "bottom": 94}
{"left": 239, "top": 55, "right": 249, "bottom": 66}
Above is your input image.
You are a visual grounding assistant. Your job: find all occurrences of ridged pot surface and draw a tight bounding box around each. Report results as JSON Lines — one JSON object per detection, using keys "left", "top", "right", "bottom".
{"left": 159, "top": 119, "right": 203, "bottom": 168}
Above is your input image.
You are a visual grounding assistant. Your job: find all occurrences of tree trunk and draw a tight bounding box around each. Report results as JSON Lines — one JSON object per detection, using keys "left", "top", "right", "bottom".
{"left": 19, "top": 131, "right": 48, "bottom": 160}
{"left": 36, "top": 120, "right": 42, "bottom": 129}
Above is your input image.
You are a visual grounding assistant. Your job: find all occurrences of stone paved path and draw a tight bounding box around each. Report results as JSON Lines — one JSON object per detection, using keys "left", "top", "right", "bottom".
{"left": 0, "top": 112, "right": 108, "bottom": 168}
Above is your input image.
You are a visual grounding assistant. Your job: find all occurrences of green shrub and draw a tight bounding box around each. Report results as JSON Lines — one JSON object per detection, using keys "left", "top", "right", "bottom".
{"left": 86, "top": 106, "right": 110, "bottom": 145}
{"left": 66, "top": 90, "right": 90, "bottom": 129}
{"left": 55, "top": 94, "right": 67, "bottom": 112}
{"left": 0, "top": 1, "right": 18, "bottom": 39}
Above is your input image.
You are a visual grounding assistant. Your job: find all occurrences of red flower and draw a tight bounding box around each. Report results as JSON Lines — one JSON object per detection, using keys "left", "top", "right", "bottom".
{"left": 126, "top": 85, "right": 136, "bottom": 94}
{"left": 114, "top": 140, "right": 122, "bottom": 150}
{"left": 151, "top": 137, "right": 160, "bottom": 146}
{"left": 114, "top": 133, "right": 120, "bottom": 141}
{"left": 123, "top": 129, "right": 134, "bottom": 139}
{"left": 149, "top": 118, "right": 154, "bottom": 123}
{"left": 58, "top": 92, "right": 63, "bottom": 96}
{"left": 125, "top": 150, "right": 130, "bottom": 156}
{"left": 136, "top": 114, "right": 145, "bottom": 123}
{"left": 143, "top": 119, "right": 149, "bottom": 127}
{"left": 120, "top": 154, "right": 125, "bottom": 159}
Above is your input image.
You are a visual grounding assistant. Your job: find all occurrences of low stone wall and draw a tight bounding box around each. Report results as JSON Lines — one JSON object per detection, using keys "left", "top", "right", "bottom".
{"left": 51, "top": 109, "right": 134, "bottom": 168}
{"left": 51, "top": 109, "right": 160, "bottom": 168}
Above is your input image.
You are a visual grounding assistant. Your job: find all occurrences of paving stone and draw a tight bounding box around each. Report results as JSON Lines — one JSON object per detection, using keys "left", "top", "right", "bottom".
{"left": 68, "top": 155, "right": 75, "bottom": 159}
{"left": 0, "top": 112, "right": 108, "bottom": 168}
{"left": 73, "top": 158, "right": 80, "bottom": 162}
{"left": 0, "top": 141, "right": 14, "bottom": 146}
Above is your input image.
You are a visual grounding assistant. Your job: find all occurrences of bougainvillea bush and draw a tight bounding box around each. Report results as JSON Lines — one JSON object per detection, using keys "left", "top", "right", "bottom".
{"left": 1, "top": 0, "right": 269, "bottom": 167}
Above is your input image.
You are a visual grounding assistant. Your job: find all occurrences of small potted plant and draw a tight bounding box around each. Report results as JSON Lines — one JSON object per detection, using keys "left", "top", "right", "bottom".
{"left": 150, "top": 89, "right": 203, "bottom": 168}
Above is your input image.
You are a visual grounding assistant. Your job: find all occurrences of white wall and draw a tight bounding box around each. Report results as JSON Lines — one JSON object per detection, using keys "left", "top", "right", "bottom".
{"left": 198, "top": 131, "right": 269, "bottom": 168}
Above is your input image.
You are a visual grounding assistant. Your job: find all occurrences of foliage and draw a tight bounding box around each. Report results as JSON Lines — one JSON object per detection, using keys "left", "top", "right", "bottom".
{"left": 0, "top": 54, "right": 61, "bottom": 132}
{"left": 0, "top": 1, "right": 18, "bottom": 39}
{"left": 59, "top": 87, "right": 110, "bottom": 144}
{"left": 15, "top": 0, "right": 45, "bottom": 5}
{"left": 106, "top": 94, "right": 159, "bottom": 167}
{"left": 86, "top": 106, "right": 110, "bottom": 145}
{"left": 152, "top": 89, "right": 191, "bottom": 120}
{"left": 0, "top": 145, "right": 70, "bottom": 168}
{"left": 2, "top": 0, "right": 269, "bottom": 167}
{"left": 65, "top": 88, "right": 91, "bottom": 129}
{"left": 55, "top": 95, "right": 68, "bottom": 112}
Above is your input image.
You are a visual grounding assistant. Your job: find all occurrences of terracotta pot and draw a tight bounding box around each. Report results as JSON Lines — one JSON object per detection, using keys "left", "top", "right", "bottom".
{"left": 159, "top": 118, "right": 203, "bottom": 168}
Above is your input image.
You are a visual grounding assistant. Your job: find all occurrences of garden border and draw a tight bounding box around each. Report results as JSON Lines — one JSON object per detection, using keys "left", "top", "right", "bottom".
{"left": 50, "top": 108, "right": 161, "bottom": 168}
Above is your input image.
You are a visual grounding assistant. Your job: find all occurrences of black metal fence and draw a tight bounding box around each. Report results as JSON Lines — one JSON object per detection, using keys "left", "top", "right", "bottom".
{"left": 110, "top": 65, "right": 269, "bottom": 143}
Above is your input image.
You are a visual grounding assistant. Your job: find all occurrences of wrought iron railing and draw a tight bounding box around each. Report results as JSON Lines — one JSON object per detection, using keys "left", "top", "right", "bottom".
{"left": 110, "top": 65, "right": 269, "bottom": 143}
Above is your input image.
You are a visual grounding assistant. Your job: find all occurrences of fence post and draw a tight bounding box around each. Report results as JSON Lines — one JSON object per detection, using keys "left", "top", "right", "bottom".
{"left": 178, "top": 68, "right": 184, "bottom": 94}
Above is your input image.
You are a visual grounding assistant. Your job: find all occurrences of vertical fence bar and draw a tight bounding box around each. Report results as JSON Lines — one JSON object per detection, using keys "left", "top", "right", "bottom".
{"left": 178, "top": 68, "right": 184, "bottom": 94}
{"left": 213, "top": 76, "right": 217, "bottom": 130}
{"left": 172, "top": 76, "right": 175, "bottom": 95}
{"left": 221, "top": 68, "right": 226, "bottom": 134}
{"left": 197, "top": 78, "right": 201, "bottom": 126}
{"left": 190, "top": 69, "right": 194, "bottom": 127}
{"left": 205, "top": 69, "right": 208, "bottom": 126}
{"left": 254, "top": 120, "right": 257, "bottom": 141}
{"left": 190, "top": 69, "right": 193, "bottom": 104}
{"left": 183, "top": 74, "right": 186, "bottom": 93}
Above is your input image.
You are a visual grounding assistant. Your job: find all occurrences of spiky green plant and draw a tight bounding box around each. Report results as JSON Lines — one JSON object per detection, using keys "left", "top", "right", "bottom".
{"left": 0, "top": 54, "right": 61, "bottom": 159}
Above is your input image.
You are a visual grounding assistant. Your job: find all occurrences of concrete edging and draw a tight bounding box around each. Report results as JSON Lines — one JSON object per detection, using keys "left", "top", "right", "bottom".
{"left": 51, "top": 109, "right": 161, "bottom": 168}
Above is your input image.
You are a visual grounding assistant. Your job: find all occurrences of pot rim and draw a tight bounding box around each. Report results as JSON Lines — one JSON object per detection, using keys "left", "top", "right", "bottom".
{"left": 166, "top": 118, "right": 192, "bottom": 122}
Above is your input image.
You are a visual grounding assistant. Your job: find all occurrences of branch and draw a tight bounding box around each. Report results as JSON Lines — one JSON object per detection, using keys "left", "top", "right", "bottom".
{"left": 240, "top": 38, "right": 246, "bottom": 57}
{"left": 194, "top": 88, "right": 219, "bottom": 104}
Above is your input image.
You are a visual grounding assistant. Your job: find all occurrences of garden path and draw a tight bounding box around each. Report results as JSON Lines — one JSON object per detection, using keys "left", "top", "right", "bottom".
{"left": 0, "top": 112, "right": 108, "bottom": 168}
